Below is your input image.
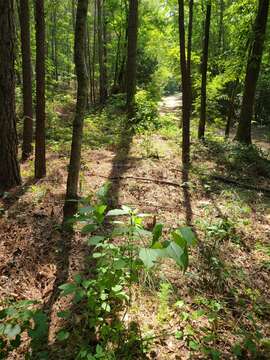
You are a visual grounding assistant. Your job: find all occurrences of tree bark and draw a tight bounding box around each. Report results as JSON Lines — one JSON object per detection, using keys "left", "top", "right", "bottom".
{"left": 178, "top": 0, "right": 192, "bottom": 166}
{"left": 126, "top": 0, "right": 139, "bottom": 118}
{"left": 198, "top": 2, "right": 211, "bottom": 140}
{"left": 97, "top": 0, "right": 107, "bottom": 104}
{"left": 218, "top": 0, "right": 224, "bottom": 53}
{"left": 235, "top": 0, "right": 269, "bottom": 144}
{"left": 0, "top": 0, "right": 21, "bottom": 192}
{"left": 19, "top": 0, "right": 34, "bottom": 161}
{"left": 63, "top": 0, "right": 89, "bottom": 221}
{"left": 34, "top": 0, "right": 46, "bottom": 179}
{"left": 187, "top": 0, "right": 193, "bottom": 80}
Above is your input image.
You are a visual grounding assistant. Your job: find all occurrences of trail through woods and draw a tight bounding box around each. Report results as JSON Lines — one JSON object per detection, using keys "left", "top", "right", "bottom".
{"left": 158, "top": 93, "right": 182, "bottom": 115}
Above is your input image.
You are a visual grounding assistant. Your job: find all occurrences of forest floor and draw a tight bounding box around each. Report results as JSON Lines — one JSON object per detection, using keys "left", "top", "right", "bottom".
{"left": 1, "top": 95, "right": 270, "bottom": 359}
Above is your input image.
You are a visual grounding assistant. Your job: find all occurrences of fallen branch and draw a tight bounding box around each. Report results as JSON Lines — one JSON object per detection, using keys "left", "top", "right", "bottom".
{"left": 95, "top": 174, "right": 181, "bottom": 188}
{"left": 211, "top": 175, "right": 270, "bottom": 195}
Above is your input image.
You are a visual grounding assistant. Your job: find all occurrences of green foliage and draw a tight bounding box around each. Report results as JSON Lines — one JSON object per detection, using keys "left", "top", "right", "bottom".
{"left": 0, "top": 300, "right": 48, "bottom": 359}
{"left": 134, "top": 90, "right": 159, "bottom": 131}
{"left": 157, "top": 282, "right": 172, "bottom": 323}
{"left": 57, "top": 186, "right": 196, "bottom": 358}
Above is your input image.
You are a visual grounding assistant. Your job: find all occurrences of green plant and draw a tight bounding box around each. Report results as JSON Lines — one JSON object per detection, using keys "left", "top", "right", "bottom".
{"left": 134, "top": 90, "right": 160, "bottom": 131}
{"left": 57, "top": 186, "right": 196, "bottom": 358}
{"left": 157, "top": 282, "right": 171, "bottom": 323}
{"left": 0, "top": 300, "right": 48, "bottom": 359}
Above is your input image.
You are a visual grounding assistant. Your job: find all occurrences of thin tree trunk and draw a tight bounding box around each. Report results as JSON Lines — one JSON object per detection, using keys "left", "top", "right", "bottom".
{"left": 218, "top": 0, "right": 224, "bottom": 53}
{"left": 63, "top": 0, "right": 89, "bottom": 221}
{"left": 87, "top": 22, "right": 94, "bottom": 105}
{"left": 97, "top": 0, "right": 107, "bottom": 103}
{"left": 0, "top": 0, "right": 21, "bottom": 192}
{"left": 92, "top": 0, "right": 97, "bottom": 103}
{"left": 235, "top": 0, "right": 269, "bottom": 144}
{"left": 198, "top": 2, "right": 211, "bottom": 140}
{"left": 126, "top": 0, "right": 139, "bottom": 118}
{"left": 19, "top": 0, "right": 34, "bottom": 161}
{"left": 225, "top": 81, "right": 238, "bottom": 138}
{"left": 34, "top": 0, "right": 46, "bottom": 178}
{"left": 187, "top": 0, "right": 193, "bottom": 80}
{"left": 178, "top": 0, "right": 192, "bottom": 167}
{"left": 103, "top": 2, "right": 108, "bottom": 98}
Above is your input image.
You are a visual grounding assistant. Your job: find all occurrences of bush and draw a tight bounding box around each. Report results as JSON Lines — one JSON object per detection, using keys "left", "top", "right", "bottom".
{"left": 134, "top": 90, "right": 159, "bottom": 131}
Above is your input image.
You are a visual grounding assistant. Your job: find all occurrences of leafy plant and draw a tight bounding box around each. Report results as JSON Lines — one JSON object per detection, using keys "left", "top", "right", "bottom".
{"left": 0, "top": 300, "right": 48, "bottom": 359}
{"left": 57, "top": 186, "right": 196, "bottom": 358}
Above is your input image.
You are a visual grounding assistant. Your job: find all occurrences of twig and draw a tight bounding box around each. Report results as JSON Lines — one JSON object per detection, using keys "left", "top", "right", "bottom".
{"left": 95, "top": 174, "right": 182, "bottom": 188}
{"left": 211, "top": 175, "right": 270, "bottom": 195}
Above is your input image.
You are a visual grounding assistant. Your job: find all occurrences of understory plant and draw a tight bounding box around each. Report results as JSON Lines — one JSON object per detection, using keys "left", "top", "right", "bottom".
{"left": 56, "top": 185, "right": 197, "bottom": 358}
{"left": 0, "top": 300, "right": 48, "bottom": 359}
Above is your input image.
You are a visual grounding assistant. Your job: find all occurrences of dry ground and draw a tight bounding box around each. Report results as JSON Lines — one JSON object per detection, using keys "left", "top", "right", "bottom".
{"left": 0, "top": 96, "right": 270, "bottom": 359}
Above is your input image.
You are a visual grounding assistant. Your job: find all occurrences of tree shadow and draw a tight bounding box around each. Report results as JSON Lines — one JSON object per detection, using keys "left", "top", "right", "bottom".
{"left": 1, "top": 177, "right": 37, "bottom": 210}
{"left": 32, "top": 230, "right": 74, "bottom": 358}
{"left": 107, "top": 124, "right": 135, "bottom": 208}
{"left": 181, "top": 166, "right": 193, "bottom": 226}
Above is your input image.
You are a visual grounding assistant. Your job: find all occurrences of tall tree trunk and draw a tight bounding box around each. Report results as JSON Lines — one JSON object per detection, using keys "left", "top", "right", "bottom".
{"left": 235, "top": 0, "right": 269, "bottom": 144}
{"left": 187, "top": 0, "right": 193, "bottom": 80}
{"left": 63, "top": 0, "right": 89, "bottom": 221}
{"left": 198, "top": 2, "right": 211, "bottom": 140}
{"left": 218, "top": 0, "right": 224, "bottom": 53}
{"left": 34, "top": 0, "right": 46, "bottom": 178}
{"left": 126, "top": 0, "right": 139, "bottom": 118}
{"left": 0, "top": 0, "right": 21, "bottom": 192}
{"left": 103, "top": 3, "right": 108, "bottom": 98}
{"left": 178, "top": 0, "right": 192, "bottom": 167}
{"left": 19, "top": 0, "right": 34, "bottom": 161}
{"left": 52, "top": 4, "right": 58, "bottom": 82}
{"left": 92, "top": 0, "right": 97, "bottom": 103}
{"left": 97, "top": 0, "right": 107, "bottom": 104}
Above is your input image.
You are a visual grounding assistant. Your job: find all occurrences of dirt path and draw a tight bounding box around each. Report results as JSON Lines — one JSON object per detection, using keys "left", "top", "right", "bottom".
{"left": 158, "top": 93, "right": 182, "bottom": 115}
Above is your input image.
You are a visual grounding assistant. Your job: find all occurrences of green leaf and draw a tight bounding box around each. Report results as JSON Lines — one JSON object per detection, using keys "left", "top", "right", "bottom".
{"left": 112, "top": 285, "right": 122, "bottom": 292}
{"left": 106, "top": 208, "right": 130, "bottom": 216}
{"left": 4, "top": 324, "right": 21, "bottom": 339}
{"left": 165, "top": 242, "right": 184, "bottom": 266}
{"left": 87, "top": 235, "right": 105, "bottom": 246}
{"left": 78, "top": 206, "right": 94, "bottom": 215}
{"left": 81, "top": 223, "right": 97, "bottom": 234}
{"left": 56, "top": 330, "right": 70, "bottom": 341}
{"left": 10, "top": 334, "right": 21, "bottom": 348}
{"left": 171, "top": 231, "right": 187, "bottom": 248}
{"left": 113, "top": 259, "right": 127, "bottom": 269}
{"left": 28, "top": 311, "right": 48, "bottom": 340}
{"left": 59, "top": 283, "right": 77, "bottom": 296}
{"left": 152, "top": 223, "right": 163, "bottom": 245}
{"left": 57, "top": 311, "right": 71, "bottom": 319}
{"left": 0, "top": 309, "right": 7, "bottom": 319}
{"left": 189, "top": 340, "right": 200, "bottom": 351}
{"left": 139, "top": 248, "right": 167, "bottom": 268}
{"left": 95, "top": 204, "right": 107, "bottom": 215}
{"left": 179, "top": 227, "right": 197, "bottom": 246}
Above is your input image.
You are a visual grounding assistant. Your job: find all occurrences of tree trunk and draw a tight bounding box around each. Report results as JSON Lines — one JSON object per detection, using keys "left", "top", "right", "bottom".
{"left": 97, "top": 0, "right": 107, "bottom": 104}
{"left": 126, "top": 0, "right": 139, "bottom": 118}
{"left": 218, "top": 0, "right": 224, "bottom": 53}
{"left": 178, "top": 0, "right": 192, "bottom": 167}
{"left": 187, "top": 0, "right": 193, "bottom": 80}
{"left": 198, "top": 2, "right": 211, "bottom": 140}
{"left": 19, "top": 0, "right": 33, "bottom": 161}
{"left": 63, "top": 0, "right": 89, "bottom": 221}
{"left": 0, "top": 0, "right": 21, "bottom": 192}
{"left": 235, "top": 0, "right": 269, "bottom": 144}
{"left": 34, "top": 0, "right": 46, "bottom": 178}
